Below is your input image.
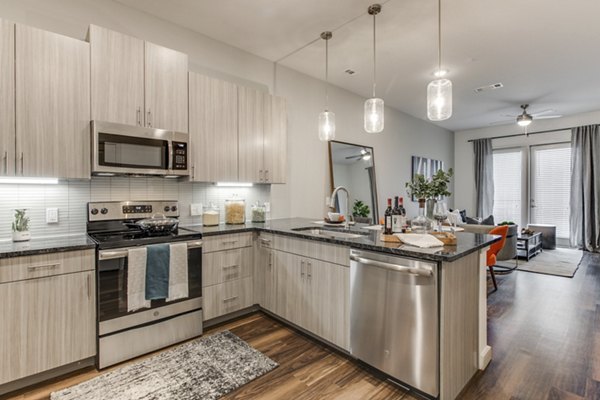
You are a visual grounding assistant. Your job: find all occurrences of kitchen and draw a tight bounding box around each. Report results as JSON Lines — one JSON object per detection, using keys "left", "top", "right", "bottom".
{"left": 0, "top": 0, "right": 596, "bottom": 397}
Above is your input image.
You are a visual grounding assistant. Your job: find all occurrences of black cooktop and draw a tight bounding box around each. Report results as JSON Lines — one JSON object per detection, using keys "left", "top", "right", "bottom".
{"left": 89, "top": 227, "right": 202, "bottom": 250}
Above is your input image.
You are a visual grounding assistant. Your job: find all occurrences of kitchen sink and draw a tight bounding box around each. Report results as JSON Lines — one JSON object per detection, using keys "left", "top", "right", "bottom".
{"left": 291, "top": 227, "right": 368, "bottom": 240}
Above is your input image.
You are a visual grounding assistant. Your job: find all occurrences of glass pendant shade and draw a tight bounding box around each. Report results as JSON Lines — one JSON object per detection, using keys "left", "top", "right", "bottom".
{"left": 364, "top": 97, "right": 384, "bottom": 133}
{"left": 318, "top": 110, "right": 336, "bottom": 141}
{"left": 427, "top": 78, "right": 452, "bottom": 121}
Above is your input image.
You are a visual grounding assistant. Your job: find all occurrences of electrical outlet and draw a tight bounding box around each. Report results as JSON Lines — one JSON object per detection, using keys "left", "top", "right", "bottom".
{"left": 46, "top": 208, "right": 58, "bottom": 224}
{"left": 190, "top": 203, "right": 203, "bottom": 216}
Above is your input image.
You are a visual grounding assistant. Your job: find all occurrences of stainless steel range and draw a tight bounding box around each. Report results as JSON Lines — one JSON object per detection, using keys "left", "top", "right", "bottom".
{"left": 87, "top": 200, "right": 203, "bottom": 369}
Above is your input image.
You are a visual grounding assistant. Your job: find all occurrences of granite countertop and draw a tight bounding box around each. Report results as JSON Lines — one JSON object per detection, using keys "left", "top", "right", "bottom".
{"left": 183, "top": 217, "right": 500, "bottom": 262}
{"left": 0, "top": 235, "right": 96, "bottom": 259}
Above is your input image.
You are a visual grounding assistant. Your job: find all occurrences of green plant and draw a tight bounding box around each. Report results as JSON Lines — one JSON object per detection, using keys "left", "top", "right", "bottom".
{"left": 405, "top": 174, "right": 434, "bottom": 201}
{"left": 12, "top": 209, "right": 29, "bottom": 232}
{"left": 498, "top": 221, "right": 516, "bottom": 226}
{"left": 352, "top": 200, "right": 370, "bottom": 218}
{"left": 430, "top": 168, "right": 454, "bottom": 198}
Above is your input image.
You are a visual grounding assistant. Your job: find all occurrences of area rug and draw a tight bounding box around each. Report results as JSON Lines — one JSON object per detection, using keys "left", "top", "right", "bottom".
{"left": 51, "top": 331, "right": 278, "bottom": 400}
{"left": 496, "top": 248, "right": 583, "bottom": 278}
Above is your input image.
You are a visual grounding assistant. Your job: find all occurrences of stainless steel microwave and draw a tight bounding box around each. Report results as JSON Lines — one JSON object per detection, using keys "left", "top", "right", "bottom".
{"left": 91, "top": 121, "right": 189, "bottom": 177}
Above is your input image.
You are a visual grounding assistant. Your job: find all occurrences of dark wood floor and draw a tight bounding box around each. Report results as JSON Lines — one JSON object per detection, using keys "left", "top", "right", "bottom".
{"left": 6, "top": 251, "right": 600, "bottom": 400}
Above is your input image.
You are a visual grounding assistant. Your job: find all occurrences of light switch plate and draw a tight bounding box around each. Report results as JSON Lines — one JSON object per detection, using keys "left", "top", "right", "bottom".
{"left": 46, "top": 208, "right": 59, "bottom": 224}
{"left": 190, "top": 203, "right": 203, "bottom": 216}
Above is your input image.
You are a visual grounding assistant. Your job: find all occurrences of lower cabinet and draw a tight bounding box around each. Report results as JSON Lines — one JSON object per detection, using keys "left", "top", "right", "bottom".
{"left": 0, "top": 250, "right": 95, "bottom": 385}
{"left": 203, "top": 277, "right": 253, "bottom": 320}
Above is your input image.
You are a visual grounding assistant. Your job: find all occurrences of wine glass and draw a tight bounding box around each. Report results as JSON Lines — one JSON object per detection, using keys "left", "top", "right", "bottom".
{"left": 433, "top": 201, "right": 449, "bottom": 232}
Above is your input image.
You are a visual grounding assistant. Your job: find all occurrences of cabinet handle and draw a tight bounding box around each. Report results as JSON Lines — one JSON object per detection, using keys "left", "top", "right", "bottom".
{"left": 137, "top": 107, "right": 142, "bottom": 126}
{"left": 27, "top": 263, "right": 60, "bottom": 272}
{"left": 87, "top": 274, "right": 91, "bottom": 299}
{"left": 300, "top": 260, "right": 305, "bottom": 278}
{"left": 222, "top": 265, "right": 239, "bottom": 270}
{"left": 269, "top": 253, "right": 273, "bottom": 268}
{"left": 221, "top": 240, "right": 238, "bottom": 245}
{"left": 20, "top": 152, "right": 24, "bottom": 175}
{"left": 3, "top": 151, "right": 7, "bottom": 174}
{"left": 265, "top": 169, "right": 269, "bottom": 182}
{"left": 223, "top": 296, "right": 239, "bottom": 303}
{"left": 307, "top": 261, "right": 312, "bottom": 279}
{"left": 147, "top": 110, "right": 152, "bottom": 127}
{"left": 259, "top": 170, "right": 264, "bottom": 182}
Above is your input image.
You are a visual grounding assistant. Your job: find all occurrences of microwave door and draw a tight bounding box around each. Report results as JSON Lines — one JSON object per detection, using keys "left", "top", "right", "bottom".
{"left": 98, "top": 133, "right": 169, "bottom": 172}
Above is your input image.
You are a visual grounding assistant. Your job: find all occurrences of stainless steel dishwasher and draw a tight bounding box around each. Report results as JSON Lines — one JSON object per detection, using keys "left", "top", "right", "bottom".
{"left": 349, "top": 249, "right": 439, "bottom": 398}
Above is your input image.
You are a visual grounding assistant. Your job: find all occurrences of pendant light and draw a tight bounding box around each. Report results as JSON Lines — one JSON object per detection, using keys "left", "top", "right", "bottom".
{"left": 427, "top": 0, "right": 452, "bottom": 121}
{"left": 318, "top": 31, "right": 335, "bottom": 141}
{"left": 364, "top": 4, "right": 384, "bottom": 133}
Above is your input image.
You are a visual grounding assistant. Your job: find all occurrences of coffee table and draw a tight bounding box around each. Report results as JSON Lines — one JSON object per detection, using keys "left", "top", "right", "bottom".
{"left": 516, "top": 232, "right": 543, "bottom": 261}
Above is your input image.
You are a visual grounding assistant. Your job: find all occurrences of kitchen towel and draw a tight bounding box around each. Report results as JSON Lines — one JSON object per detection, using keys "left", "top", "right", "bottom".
{"left": 145, "top": 244, "right": 170, "bottom": 300}
{"left": 166, "top": 242, "right": 189, "bottom": 302}
{"left": 127, "top": 247, "right": 151, "bottom": 312}
{"left": 396, "top": 234, "right": 444, "bottom": 248}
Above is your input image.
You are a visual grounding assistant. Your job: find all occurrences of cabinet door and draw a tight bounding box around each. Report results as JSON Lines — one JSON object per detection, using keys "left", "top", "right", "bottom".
{"left": 238, "top": 86, "right": 264, "bottom": 183}
{"left": 189, "top": 73, "right": 238, "bottom": 182}
{"left": 145, "top": 41, "right": 188, "bottom": 132}
{"left": 274, "top": 251, "right": 304, "bottom": 325}
{"left": 0, "top": 19, "right": 14, "bottom": 176}
{"left": 254, "top": 236, "right": 277, "bottom": 312}
{"left": 15, "top": 24, "right": 90, "bottom": 179}
{"left": 0, "top": 271, "right": 96, "bottom": 385}
{"left": 89, "top": 25, "right": 144, "bottom": 126}
{"left": 263, "top": 94, "right": 287, "bottom": 184}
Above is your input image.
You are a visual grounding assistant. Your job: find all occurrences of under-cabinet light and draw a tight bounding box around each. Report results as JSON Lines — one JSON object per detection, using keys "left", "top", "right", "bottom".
{"left": 216, "top": 182, "right": 253, "bottom": 187}
{"left": 0, "top": 177, "right": 59, "bottom": 185}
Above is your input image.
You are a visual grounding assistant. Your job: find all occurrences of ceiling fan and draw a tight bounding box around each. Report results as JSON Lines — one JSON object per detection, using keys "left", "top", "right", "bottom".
{"left": 490, "top": 104, "right": 562, "bottom": 126}
{"left": 345, "top": 148, "right": 372, "bottom": 161}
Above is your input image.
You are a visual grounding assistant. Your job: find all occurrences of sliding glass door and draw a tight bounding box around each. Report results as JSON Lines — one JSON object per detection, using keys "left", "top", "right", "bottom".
{"left": 493, "top": 148, "right": 525, "bottom": 227}
{"left": 530, "top": 143, "right": 571, "bottom": 239}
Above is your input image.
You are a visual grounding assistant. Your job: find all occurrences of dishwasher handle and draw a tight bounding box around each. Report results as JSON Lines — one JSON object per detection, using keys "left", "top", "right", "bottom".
{"left": 350, "top": 254, "right": 433, "bottom": 277}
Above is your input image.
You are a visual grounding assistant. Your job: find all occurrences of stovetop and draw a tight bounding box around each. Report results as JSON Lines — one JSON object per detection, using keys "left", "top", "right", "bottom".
{"left": 89, "top": 227, "right": 202, "bottom": 250}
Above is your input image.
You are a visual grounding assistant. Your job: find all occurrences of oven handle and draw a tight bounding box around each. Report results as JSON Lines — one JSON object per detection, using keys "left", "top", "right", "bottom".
{"left": 99, "top": 240, "right": 203, "bottom": 260}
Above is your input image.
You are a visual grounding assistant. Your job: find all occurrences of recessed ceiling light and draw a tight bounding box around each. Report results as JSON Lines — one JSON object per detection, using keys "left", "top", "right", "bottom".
{"left": 474, "top": 83, "right": 504, "bottom": 93}
{"left": 344, "top": 69, "right": 356, "bottom": 75}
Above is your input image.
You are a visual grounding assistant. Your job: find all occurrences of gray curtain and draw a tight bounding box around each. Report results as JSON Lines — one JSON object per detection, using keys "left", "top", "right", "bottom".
{"left": 570, "top": 125, "right": 600, "bottom": 251}
{"left": 473, "top": 138, "right": 494, "bottom": 217}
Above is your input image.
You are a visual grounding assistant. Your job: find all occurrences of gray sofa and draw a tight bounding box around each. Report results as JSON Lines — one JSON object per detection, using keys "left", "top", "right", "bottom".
{"left": 462, "top": 224, "right": 518, "bottom": 261}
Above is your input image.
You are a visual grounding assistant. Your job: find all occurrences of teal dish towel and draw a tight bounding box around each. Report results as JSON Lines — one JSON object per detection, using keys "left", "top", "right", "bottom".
{"left": 145, "top": 244, "right": 170, "bottom": 300}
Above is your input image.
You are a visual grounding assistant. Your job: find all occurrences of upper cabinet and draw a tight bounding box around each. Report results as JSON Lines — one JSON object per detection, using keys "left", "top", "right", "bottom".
{"left": 238, "top": 87, "right": 287, "bottom": 184}
{"left": 89, "top": 25, "right": 144, "bottom": 127}
{"left": 15, "top": 24, "right": 90, "bottom": 179}
{"left": 89, "top": 25, "right": 188, "bottom": 132}
{"left": 0, "top": 19, "right": 15, "bottom": 177}
{"left": 189, "top": 72, "right": 238, "bottom": 182}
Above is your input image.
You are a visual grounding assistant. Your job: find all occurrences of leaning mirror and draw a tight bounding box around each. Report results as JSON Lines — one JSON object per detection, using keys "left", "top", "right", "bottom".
{"left": 328, "top": 141, "right": 379, "bottom": 224}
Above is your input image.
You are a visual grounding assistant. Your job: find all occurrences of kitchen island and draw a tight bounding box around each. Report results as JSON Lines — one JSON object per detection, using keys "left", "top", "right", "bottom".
{"left": 185, "top": 218, "right": 499, "bottom": 400}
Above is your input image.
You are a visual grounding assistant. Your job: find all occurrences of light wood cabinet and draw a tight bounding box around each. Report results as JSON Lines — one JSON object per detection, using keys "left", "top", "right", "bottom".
{"left": 145, "top": 41, "right": 188, "bottom": 132}
{"left": 89, "top": 24, "right": 145, "bottom": 127}
{"left": 202, "top": 247, "right": 252, "bottom": 287}
{"left": 203, "top": 277, "right": 253, "bottom": 320}
{"left": 15, "top": 24, "right": 90, "bottom": 179}
{"left": 189, "top": 72, "right": 238, "bottom": 182}
{"left": 238, "top": 86, "right": 287, "bottom": 184}
{"left": 0, "top": 18, "right": 14, "bottom": 176}
{"left": 88, "top": 26, "right": 188, "bottom": 132}
{"left": 254, "top": 235, "right": 277, "bottom": 313}
{"left": 0, "top": 251, "right": 95, "bottom": 385}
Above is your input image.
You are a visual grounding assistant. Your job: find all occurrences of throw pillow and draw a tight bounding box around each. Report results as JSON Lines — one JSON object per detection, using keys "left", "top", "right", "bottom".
{"left": 465, "top": 216, "right": 481, "bottom": 225}
{"left": 481, "top": 215, "right": 495, "bottom": 225}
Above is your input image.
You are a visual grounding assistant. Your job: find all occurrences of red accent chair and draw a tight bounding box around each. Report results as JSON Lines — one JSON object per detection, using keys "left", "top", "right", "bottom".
{"left": 487, "top": 225, "right": 509, "bottom": 292}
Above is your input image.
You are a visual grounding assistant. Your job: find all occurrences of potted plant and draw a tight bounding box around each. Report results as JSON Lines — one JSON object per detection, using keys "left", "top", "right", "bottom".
{"left": 12, "top": 209, "right": 31, "bottom": 242}
{"left": 352, "top": 200, "right": 371, "bottom": 224}
{"left": 405, "top": 174, "right": 433, "bottom": 233}
{"left": 429, "top": 168, "right": 454, "bottom": 218}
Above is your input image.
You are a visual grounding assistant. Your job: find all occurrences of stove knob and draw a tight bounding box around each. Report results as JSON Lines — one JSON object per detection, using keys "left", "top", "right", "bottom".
{"left": 171, "top": 206, "right": 177, "bottom": 212}
{"left": 100, "top": 208, "right": 108, "bottom": 215}
{"left": 90, "top": 208, "right": 99, "bottom": 215}
{"left": 164, "top": 206, "right": 170, "bottom": 212}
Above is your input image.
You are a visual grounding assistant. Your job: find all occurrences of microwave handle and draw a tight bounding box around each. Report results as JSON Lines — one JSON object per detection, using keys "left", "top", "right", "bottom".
{"left": 168, "top": 140, "right": 174, "bottom": 170}
{"left": 99, "top": 240, "right": 203, "bottom": 260}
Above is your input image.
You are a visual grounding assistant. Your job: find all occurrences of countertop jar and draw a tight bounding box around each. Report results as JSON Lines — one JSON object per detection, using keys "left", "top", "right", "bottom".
{"left": 202, "top": 203, "right": 220, "bottom": 227}
{"left": 225, "top": 197, "right": 246, "bottom": 224}
{"left": 251, "top": 202, "right": 266, "bottom": 223}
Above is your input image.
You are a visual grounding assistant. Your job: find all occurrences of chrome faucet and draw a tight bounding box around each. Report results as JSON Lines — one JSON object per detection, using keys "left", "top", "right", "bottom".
{"left": 329, "top": 186, "right": 351, "bottom": 229}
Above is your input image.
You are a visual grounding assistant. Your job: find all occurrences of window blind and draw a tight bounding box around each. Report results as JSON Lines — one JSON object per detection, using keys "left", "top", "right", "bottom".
{"left": 493, "top": 150, "right": 522, "bottom": 227}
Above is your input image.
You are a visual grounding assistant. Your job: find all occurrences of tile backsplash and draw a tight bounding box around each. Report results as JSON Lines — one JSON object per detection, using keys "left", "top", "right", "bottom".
{"left": 0, "top": 177, "right": 270, "bottom": 241}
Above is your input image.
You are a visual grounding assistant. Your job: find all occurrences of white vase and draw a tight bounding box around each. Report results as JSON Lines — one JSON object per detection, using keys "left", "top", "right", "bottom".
{"left": 12, "top": 231, "right": 31, "bottom": 242}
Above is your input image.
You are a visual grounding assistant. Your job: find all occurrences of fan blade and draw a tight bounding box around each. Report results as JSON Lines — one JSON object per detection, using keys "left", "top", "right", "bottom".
{"left": 502, "top": 114, "right": 519, "bottom": 118}
{"left": 489, "top": 119, "right": 512, "bottom": 126}
{"left": 535, "top": 114, "right": 562, "bottom": 120}
{"left": 531, "top": 109, "right": 554, "bottom": 116}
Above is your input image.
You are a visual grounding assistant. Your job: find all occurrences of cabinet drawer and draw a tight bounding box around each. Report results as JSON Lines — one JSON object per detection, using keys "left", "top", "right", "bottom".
{"left": 202, "top": 233, "right": 253, "bottom": 253}
{"left": 202, "top": 247, "right": 252, "bottom": 287}
{"left": 203, "top": 277, "right": 253, "bottom": 320}
{"left": 270, "top": 234, "right": 350, "bottom": 266}
{"left": 0, "top": 250, "right": 95, "bottom": 284}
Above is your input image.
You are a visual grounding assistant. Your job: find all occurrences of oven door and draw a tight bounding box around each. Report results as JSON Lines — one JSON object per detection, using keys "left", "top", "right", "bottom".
{"left": 96, "top": 239, "right": 202, "bottom": 324}
{"left": 92, "top": 120, "right": 187, "bottom": 176}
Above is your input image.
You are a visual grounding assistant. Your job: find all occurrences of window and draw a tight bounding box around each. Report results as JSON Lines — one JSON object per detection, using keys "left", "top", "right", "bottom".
{"left": 493, "top": 149, "right": 523, "bottom": 227}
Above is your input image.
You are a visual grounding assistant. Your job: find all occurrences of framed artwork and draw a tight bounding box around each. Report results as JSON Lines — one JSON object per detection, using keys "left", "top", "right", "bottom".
{"left": 411, "top": 156, "right": 445, "bottom": 201}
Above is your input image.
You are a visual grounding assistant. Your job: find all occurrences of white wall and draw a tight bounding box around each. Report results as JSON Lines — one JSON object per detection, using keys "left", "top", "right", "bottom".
{"left": 454, "top": 109, "right": 600, "bottom": 214}
{"left": 0, "top": 0, "right": 454, "bottom": 222}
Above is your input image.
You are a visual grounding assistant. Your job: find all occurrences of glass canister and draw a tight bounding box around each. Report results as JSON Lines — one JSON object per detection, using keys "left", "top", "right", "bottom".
{"left": 202, "top": 203, "right": 220, "bottom": 227}
{"left": 251, "top": 202, "right": 266, "bottom": 223}
{"left": 225, "top": 197, "right": 246, "bottom": 224}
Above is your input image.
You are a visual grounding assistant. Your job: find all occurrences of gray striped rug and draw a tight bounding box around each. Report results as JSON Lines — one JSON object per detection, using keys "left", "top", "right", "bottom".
{"left": 51, "top": 331, "right": 278, "bottom": 400}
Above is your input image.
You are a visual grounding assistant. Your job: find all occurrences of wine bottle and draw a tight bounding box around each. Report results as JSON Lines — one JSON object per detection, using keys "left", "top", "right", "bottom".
{"left": 398, "top": 196, "right": 407, "bottom": 229}
{"left": 392, "top": 196, "right": 401, "bottom": 233}
{"left": 384, "top": 198, "right": 393, "bottom": 234}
